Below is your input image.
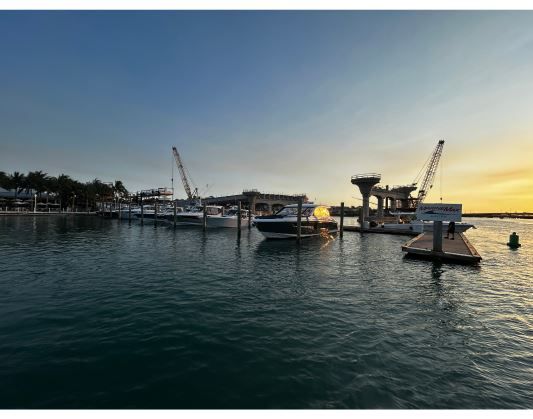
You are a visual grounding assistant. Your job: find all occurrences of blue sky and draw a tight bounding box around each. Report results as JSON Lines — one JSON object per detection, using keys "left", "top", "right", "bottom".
{"left": 1, "top": 11, "right": 533, "bottom": 210}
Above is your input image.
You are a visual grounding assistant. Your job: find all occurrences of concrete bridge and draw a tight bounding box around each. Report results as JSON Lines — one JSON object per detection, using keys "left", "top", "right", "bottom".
{"left": 202, "top": 189, "right": 308, "bottom": 214}
{"left": 351, "top": 174, "right": 418, "bottom": 224}
{"left": 371, "top": 184, "right": 417, "bottom": 216}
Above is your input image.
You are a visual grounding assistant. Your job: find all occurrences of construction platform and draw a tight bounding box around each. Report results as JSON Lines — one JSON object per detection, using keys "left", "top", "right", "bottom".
{"left": 401, "top": 232, "right": 482, "bottom": 264}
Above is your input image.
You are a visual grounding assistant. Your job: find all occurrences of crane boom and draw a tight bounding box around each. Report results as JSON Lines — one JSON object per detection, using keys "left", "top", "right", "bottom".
{"left": 172, "top": 146, "right": 198, "bottom": 200}
{"left": 416, "top": 140, "right": 445, "bottom": 204}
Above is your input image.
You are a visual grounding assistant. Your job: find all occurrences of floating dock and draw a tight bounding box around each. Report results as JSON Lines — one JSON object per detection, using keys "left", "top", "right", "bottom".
{"left": 402, "top": 232, "right": 482, "bottom": 264}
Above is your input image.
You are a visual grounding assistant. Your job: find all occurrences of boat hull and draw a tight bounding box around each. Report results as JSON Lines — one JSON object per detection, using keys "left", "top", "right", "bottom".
{"left": 207, "top": 216, "right": 252, "bottom": 228}
{"left": 254, "top": 218, "right": 338, "bottom": 239}
{"left": 381, "top": 221, "right": 474, "bottom": 234}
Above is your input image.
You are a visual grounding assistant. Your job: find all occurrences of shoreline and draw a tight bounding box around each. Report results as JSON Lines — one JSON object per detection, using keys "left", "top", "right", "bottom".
{"left": 0, "top": 211, "right": 97, "bottom": 217}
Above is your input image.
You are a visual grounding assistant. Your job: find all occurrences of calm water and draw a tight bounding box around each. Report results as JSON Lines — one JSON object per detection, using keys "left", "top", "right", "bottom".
{"left": 0, "top": 215, "right": 531, "bottom": 408}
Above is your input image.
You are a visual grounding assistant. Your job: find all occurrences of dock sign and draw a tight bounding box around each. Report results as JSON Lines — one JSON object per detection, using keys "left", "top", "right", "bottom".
{"left": 416, "top": 203, "right": 462, "bottom": 222}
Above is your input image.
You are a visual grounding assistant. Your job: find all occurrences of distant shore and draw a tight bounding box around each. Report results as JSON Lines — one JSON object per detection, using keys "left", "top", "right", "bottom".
{"left": 0, "top": 211, "right": 97, "bottom": 216}
{"left": 463, "top": 213, "right": 533, "bottom": 219}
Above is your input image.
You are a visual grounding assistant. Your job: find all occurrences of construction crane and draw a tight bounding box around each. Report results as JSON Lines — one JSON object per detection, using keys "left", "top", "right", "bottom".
{"left": 412, "top": 139, "right": 445, "bottom": 205}
{"left": 172, "top": 146, "right": 199, "bottom": 201}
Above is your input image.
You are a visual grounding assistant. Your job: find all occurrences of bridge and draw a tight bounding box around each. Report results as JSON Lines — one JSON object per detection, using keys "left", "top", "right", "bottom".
{"left": 202, "top": 189, "right": 308, "bottom": 214}
{"left": 371, "top": 184, "right": 417, "bottom": 215}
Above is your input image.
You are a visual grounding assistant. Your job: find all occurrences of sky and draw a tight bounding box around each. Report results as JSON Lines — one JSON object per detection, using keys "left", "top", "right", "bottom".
{"left": 1, "top": 11, "right": 532, "bottom": 212}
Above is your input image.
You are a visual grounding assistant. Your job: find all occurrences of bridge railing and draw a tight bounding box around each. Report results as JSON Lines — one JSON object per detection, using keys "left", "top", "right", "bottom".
{"left": 351, "top": 173, "right": 381, "bottom": 181}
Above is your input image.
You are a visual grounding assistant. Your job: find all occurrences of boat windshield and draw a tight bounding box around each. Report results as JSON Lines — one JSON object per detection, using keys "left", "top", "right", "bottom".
{"left": 276, "top": 206, "right": 314, "bottom": 217}
{"left": 205, "top": 206, "right": 222, "bottom": 215}
{"left": 225, "top": 209, "right": 249, "bottom": 217}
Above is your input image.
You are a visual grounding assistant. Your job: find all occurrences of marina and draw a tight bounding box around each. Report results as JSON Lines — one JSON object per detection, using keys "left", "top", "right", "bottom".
{"left": 1, "top": 10, "right": 532, "bottom": 411}
{"left": 0, "top": 215, "right": 530, "bottom": 408}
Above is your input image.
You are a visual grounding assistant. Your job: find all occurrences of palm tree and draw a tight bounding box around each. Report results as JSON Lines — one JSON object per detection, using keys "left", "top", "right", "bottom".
{"left": 0, "top": 171, "right": 10, "bottom": 189}
{"left": 25, "top": 170, "right": 49, "bottom": 198}
{"left": 10, "top": 172, "right": 26, "bottom": 198}
{"left": 114, "top": 180, "right": 128, "bottom": 199}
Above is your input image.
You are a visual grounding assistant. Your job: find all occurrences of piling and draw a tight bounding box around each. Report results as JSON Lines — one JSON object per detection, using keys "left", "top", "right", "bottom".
{"left": 128, "top": 200, "right": 132, "bottom": 222}
{"left": 118, "top": 200, "right": 121, "bottom": 220}
{"left": 433, "top": 221, "right": 443, "bottom": 252}
{"left": 173, "top": 200, "right": 177, "bottom": 228}
{"left": 237, "top": 201, "right": 242, "bottom": 229}
{"left": 248, "top": 202, "right": 252, "bottom": 229}
{"left": 154, "top": 200, "right": 158, "bottom": 227}
{"left": 203, "top": 202, "right": 207, "bottom": 231}
{"left": 340, "top": 201, "right": 345, "bottom": 239}
{"left": 297, "top": 197, "right": 302, "bottom": 242}
{"left": 140, "top": 198, "right": 144, "bottom": 226}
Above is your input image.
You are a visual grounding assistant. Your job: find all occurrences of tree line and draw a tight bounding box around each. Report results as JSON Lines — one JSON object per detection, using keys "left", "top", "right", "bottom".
{"left": 0, "top": 170, "right": 129, "bottom": 210}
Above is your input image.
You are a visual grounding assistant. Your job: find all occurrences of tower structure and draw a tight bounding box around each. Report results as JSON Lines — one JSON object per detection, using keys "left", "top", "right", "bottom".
{"left": 351, "top": 173, "right": 381, "bottom": 226}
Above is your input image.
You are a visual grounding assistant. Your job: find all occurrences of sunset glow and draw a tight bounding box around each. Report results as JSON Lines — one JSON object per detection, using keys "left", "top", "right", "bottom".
{"left": 1, "top": 11, "right": 532, "bottom": 212}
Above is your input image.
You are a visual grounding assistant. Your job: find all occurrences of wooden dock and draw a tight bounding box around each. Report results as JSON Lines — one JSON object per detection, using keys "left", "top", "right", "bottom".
{"left": 402, "top": 232, "right": 482, "bottom": 264}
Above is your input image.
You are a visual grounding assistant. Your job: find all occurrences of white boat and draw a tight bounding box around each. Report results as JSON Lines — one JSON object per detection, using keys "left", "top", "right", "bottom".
{"left": 254, "top": 203, "right": 338, "bottom": 239}
{"left": 381, "top": 212, "right": 475, "bottom": 233}
{"left": 207, "top": 208, "right": 253, "bottom": 228}
{"left": 168, "top": 205, "right": 224, "bottom": 225}
{"left": 133, "top": 205, "right": 156, "bottom": 221}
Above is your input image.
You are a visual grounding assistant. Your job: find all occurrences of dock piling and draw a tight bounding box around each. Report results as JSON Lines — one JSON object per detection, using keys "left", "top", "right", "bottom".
{"left": 128, "top": 200, "right": 132, "bottom": 223}
{"left": 237, "top": 201, "right": 242, "bottom": 230}
{"left": 297, "top": 197, "right": 302, "bottom": 242}
{"left": 173, "top": 200, "right": 177, "bottom": 228}
{"left": 140, "top": 198, "right": 144, "bottom": 226}
{"left": 433, "top": 221, "right": 443, "bottom": 252}
{"left": 340, "top": 202, "right": 345, "bottom": 239}
{"left": 154, "top": 200, "right": 158, "bottom": 228}
{"left": 203, "top": 202, "right": 207, "bottom": 231}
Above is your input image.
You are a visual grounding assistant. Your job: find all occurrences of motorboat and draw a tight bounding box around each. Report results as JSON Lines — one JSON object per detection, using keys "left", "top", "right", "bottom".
{"left": 207, "top": 207, "right": 253, "bottom": 228}
{"left": 170, "top": 205, "right": 224, "bottom": 225}
{"left": 254, "top": 203, "right": 338, "bottom": 239}
{"left": 133, "top": 205, "right": 156, "bottom": 221}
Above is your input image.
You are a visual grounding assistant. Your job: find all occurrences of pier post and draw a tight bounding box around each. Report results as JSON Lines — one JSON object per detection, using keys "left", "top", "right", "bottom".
{"left": 351, "top": 174, "right": 381, "bottom": 231}
{"left": 377, "top": 196, "right": 384, "bottom": 218}
{"left": 433, "top": 221, "right": 443, "bottom": 252}
{"left": 128, "top": 200, "right": 132, "bottom": 223}
{"left": 118, "top": 199, "right": 121, "bottom": 221}
{"left": 173, "top": 200, "right": 177, "bottom": 228}
{"left": 154, "top": 199, "right": 158, "bottom": 228}
{"left": 237, "top": 201, "right": 242, "bottom": 230}
{"left": 243, "top": 190, "right": 260, "bottom": 228}
{"left": 203, "top": 202, "right": 207, "bottom": 231}
{"left": 140, "top": 197, "right": 144, "bottom": 226}
{"left": 340, "top": 202, "right": 344, "bottom": 239}
{"left": 297, "top": 197, "right": 302, "bottom": 242}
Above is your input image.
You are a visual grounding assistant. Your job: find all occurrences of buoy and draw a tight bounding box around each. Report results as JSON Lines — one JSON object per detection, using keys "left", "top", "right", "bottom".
{"left": 507, "top": 232, "right": 521, "bottom": 248}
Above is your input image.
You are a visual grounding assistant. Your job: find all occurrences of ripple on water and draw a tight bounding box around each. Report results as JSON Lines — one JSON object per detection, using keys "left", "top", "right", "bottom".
{"left": 0, "top": 216, "right": 532, "bottom": 408}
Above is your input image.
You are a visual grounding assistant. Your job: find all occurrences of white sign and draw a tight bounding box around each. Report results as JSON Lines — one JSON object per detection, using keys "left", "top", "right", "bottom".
{"left": 416, "top": 203, "right": 462, "bottom": 222}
